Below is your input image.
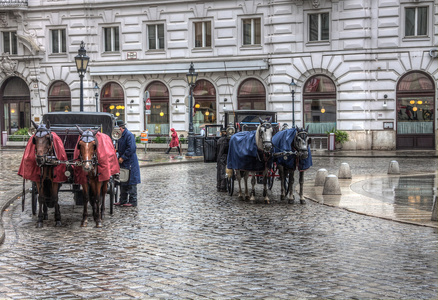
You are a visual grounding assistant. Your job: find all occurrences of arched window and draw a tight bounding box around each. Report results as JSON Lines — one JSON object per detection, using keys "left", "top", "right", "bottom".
{"left": 1, "top": 77, "right": 30, "bottom": 135}
{"left": 100, "top": 82, "right": 125, "bottom": 122}
{"left": 193, "top": 79, "right": 216, "bottom": 134}
{"left": 303, "top": 75, "right": 336, "bottom": 135}
{"left": 237, "top": 78, "right": 266, "bottom": 110}
{"left": 396, "top": 71, "right": 435, "bottom": 149}
{"left": 48, "top": 81, "right": 71, "bottom": 112}
{"left": 146, "top": 81, "right": 169, "bottom": 135}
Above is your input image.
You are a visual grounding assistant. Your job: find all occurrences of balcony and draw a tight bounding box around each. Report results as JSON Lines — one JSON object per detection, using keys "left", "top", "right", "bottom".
{"left": 0, "top": 0, "right": 27, "bottom": 8}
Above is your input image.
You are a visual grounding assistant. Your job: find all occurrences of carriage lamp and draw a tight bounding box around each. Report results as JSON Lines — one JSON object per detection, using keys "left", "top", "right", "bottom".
{"left": 289, "top": 78, "right": 297, "bottom": 126}
{"left": 93, "top": 82, "right": 100, "bottom": 112}
{"left": 186, "top": 62, "right": 198, "bottom": 156}
{"left": 75, "top": 41, "right": 90, "bottom": 112}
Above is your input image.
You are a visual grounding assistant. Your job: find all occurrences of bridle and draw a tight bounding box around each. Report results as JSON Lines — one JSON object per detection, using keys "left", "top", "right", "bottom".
{"left": 258, "top": 121, "right": 273, "bottom": 153}
{"left": 77, "top": 130, "right": 98, "bottom": 173}
{"left": 293, "top": 129, "right": 309, "bottom": 159}
{"left": 33, "top": 126, "right": 55, "bottom": 167}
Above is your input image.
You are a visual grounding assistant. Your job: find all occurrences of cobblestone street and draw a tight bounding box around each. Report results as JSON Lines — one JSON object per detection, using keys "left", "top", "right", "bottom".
{"left": 0, "top": 155, "right": 437, "bottom": 299}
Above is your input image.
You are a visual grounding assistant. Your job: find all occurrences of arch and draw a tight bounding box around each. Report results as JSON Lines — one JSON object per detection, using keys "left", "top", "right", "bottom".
{"left": 0, "top": 77, "right": 31, "bottom": 136}
{"left": 237, "top": 78, "right": 266, "bottom": 110}
{"left": 100, "top": 82, "right": 125, "bottom": 122}
{"left": 303, "top": 75, "right": 337, "bottom": 135}
{"left": 396, "top": 71, "right": 435, "bottom": 149}
{"left": 193, "top": 79, "right": 217, "bottom": 134}
{"left": 145, "top": 81, "right": 169, "bottom": 135}
{"left": 48, "top": 81, "right": 71, "bottom": 112}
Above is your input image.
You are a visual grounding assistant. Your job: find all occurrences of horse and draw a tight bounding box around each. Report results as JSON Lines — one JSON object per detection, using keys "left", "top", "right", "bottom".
{"left": 75, "top": 126, "right": 108, "bottom": 228}
{"left": 29, "top": 120, "right": 66, "bottom": 227}
{"left": 227, "top": 118, "right": 274, "bottom": 204}
{"left": 273, "top": 125, "right": 312, "bottom": 204}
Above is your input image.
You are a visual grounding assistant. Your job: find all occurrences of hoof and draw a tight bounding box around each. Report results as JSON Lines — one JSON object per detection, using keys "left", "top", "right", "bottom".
{"left": 265, "top": 199, "right": 270, "bottom": 204}
{"left": 300, "top": 199, "right": 306, "bottom": 205}
{"left": 36, "top": 222, "right": 43, "bottom": 228}
{"left": 55, "top": 221, "right": 62, "bottom": 227}
{"left": 81, "top": 221, "right": 88, "bottom": 227}
{"left": 288, "top": 199, "right": 295, "bottom": 204}
{"left": 95, "top": 222, "right": 103, "bottom": 228}
{"left": 44, "top": 215, "right": 48, "bottom": 220}
{"left": 280, "top": 195, "right": 285, "bottom": 201}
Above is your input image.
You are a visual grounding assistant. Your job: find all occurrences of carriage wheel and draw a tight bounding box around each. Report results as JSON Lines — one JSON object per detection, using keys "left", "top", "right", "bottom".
{"left": 31, "top": 182, "right": 38, "bottom": 215}
{"left": 227, "top": 173, "right": 235, "bottom": 196}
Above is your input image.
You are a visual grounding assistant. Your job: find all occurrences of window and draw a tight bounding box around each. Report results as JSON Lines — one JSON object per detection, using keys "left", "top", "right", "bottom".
{"left": 405, "top": 7, "right": 428, "bottom": 37}
{"left": 101, "top": 82, "right": 125, "bottom": 121}
{"left": 193, "top": 80, "right": 217, "bottom": 134}
{"left": 303, "top": 75, "right": 336, "bottom": 135}
{"left": 145, "top": 81, "right": 169, "bottom": 135}
{"left": 51, "top": 29, "right": 66, "bottom": 54}
{"left": 309, "top": 13, "right": 329, "bottom": 42}
{"left": 242, "top": 18, "right": 261, "bottom": 46}
{"left": 237, "top": 78, "right": 266, "bottom": 110}
{"left": 48, "top": 81, "right": 71, "bottom": 112}
{"left": 2, "top": 31, "right": 17, "bottom": 54}
{"left": 194, "top": 21, "right": 211, "bottom": 48}
{"left": 104, "top": 27, "right": 120, "bottom": 52}
{"left": 148, "top": 24, "right": 165, "bottom": 50}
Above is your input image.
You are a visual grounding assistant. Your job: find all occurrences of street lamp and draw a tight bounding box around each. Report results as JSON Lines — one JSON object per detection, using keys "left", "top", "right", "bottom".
{"left": 289, "top": 78, "right": 297, "bottom": 127}
{"left": 75, "top": 41, "right": 89, "bottom": 112}
{"left": 186, "top": 62, "right": 198, "bottom": 156}
{"left": 93, "top": 82, "right": 100, "bottom": 112}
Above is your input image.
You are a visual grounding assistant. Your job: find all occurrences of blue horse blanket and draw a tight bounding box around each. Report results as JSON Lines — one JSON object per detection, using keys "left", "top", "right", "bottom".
{"left": 272, "top": 128, "right": 312, "bottom": 170}
{"left": 227, "top": 131, "right": 266, "bottom": 171}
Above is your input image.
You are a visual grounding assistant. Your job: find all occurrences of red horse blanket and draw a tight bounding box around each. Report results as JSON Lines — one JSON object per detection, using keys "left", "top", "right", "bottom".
{"left": 18, "top": 132, "right": 68, "bottom": 183}
{"left": 73, "top": 132, "right": 120, "bottom": 185}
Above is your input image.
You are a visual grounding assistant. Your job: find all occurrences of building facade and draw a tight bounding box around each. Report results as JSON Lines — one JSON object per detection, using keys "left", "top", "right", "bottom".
{"left": 0, "top": 0, "right": 436, "bottom": 150}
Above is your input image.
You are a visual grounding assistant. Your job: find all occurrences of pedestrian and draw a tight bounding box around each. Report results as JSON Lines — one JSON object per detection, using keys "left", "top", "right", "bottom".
{"left": 114, "top": 120, "right": 141, "bottom": 207}
{"left": 165, "top": 128, "right": 181, "bottom": 155}
{"left": 216, "top": 129, "right": 229, "bottom": 192}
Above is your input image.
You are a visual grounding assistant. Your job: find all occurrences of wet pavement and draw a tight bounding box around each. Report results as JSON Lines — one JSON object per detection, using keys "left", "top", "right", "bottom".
{"left": 0, "top": 148, "right": 436, "bottom": 299}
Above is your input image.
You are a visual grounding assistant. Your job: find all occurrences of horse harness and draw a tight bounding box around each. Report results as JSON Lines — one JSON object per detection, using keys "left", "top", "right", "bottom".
{"left": 78, "top": 130, "right": 100, "bottom": 176}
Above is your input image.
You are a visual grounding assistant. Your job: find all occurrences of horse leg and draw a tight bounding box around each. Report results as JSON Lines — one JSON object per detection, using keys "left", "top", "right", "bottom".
{"left": 43, "top": 203, "right": 48, "bottom": 220}
{"left": 93, "top": 182, "right": 103, "bottom": 228}
{"left": 236, "top": 170, "right": 244, "bottom": 201}
{"left": 81, "top": 184, "right": 89, "bottom": 227}
{"left": 249, "top": 172, "right": 256, "bottom": 202}
{"left": 287, "top": 169, "right": 295, "bottom": 204}
{"left": 52, "top": 183, "right": 61, "bottom": 227}
{"left": 36, "top": 183, "right": 44, "bottom": 228}
{"left": 299, "top": 171, "right": 306, "bottom": 204}
{"left": 100, "top": 181, "right": 108, "bottom": 221}
{"left": 279, "top": 165, "right": 286, "bottom": 200}
{"left": 262, "top": 169, "right": 270, "bottom": 204}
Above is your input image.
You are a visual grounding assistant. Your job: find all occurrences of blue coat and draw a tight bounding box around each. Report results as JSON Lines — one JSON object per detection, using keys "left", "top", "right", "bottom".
{"left": 117, "top": 128, "right": 141, "bottom": 185}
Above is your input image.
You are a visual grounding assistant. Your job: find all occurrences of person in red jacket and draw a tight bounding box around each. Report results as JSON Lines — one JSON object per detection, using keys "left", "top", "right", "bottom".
{"left": 165, "top": 128, "right": 181, "bottom": 155}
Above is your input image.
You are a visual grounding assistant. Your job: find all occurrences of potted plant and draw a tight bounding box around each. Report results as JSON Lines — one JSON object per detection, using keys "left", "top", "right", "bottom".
{"left": 326, "top": 128, "right": 349, "bottom": 149}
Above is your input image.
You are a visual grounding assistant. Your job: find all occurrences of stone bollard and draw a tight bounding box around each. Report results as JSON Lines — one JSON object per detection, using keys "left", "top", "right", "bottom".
{"left": 315, "top": 168, "right": 328, "bottom": 186}
{"left": 388, "top": 160, "right": 400, "bottom": 174}
{"left": 323, "top": 174, "right": 342, "bottom": 195}
{"left": 338, "top": 162, "right": 352, "bottom": 179}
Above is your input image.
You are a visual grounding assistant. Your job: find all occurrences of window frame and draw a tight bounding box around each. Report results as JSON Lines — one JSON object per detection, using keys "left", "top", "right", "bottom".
{"left": 2, "top": 31, "right": 17, "bottom": 55}
{"left": 404, "top": 6, "right": 428, "bottom": 38}
{"left": 147, "top": 23, "right": 165, "bottom": 51}
{"left": 50, "top": 28, "right": 67, "bottom": 54}
{"left": 193, "top": 20, "right": 212, "bottom": 49}
{"left": 308, "top": 12, "right": 330, "bottom": 42}
{"left": 242, "top": 17, "right": 262, "bottom": 46}
{"left": 103, "top": 26, "right": 120, "bottom": 53}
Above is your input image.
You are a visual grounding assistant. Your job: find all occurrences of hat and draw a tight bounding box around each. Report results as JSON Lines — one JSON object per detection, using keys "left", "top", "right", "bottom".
{"left": 116, "top": 120, "right": 126, "bottom": 127}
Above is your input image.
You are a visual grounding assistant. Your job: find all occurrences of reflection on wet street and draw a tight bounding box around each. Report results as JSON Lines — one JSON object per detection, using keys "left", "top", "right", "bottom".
{"left": 361, "top": 175, "right": 436, "bottom": 211}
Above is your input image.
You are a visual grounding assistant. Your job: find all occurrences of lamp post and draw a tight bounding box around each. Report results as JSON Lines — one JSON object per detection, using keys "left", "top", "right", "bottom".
{"left": 289, "top": 78, "right": 297, "bottom": 127}
{"left": 93, "top": 82, "right": 99, "bottom": 112}
{"left": 186, "top": 62, "right": 198, "bottom": 156}
{"left": 75, "top": 41, "right": 90, "bottom": 112}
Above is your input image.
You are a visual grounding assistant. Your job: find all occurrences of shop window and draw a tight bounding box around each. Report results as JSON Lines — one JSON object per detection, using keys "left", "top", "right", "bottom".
{"left": 237, "top": 78, "right": 266, "bottom": 110}
{"left": 303, "top": 75, "right": 336, "bottom": 134}
{"left": 100, "top": 82, "right": 124, "bottom": 122}
{"left": 193, "top": 79, "right": 216, "bottom": 134}
{"left": 48, "top": 81, "right": 71, "bottom": 112}
{"left": 145, "top": 81, "right": 169, "bottom": 135}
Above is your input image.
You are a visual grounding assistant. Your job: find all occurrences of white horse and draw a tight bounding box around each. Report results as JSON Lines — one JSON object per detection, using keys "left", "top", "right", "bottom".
{"left": 276, "top": 126, "right": 311, "bottom": 204}
{"left": 234, "top": 119, "right": 274, "bottom": 204}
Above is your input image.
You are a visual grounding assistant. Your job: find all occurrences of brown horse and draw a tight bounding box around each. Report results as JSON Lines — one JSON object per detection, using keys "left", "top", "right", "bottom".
{"left": 76, "top": 126, "right": 108, "bottom": 228}
{"left": 31, "top": 120, "right": 63, "bottom": 228}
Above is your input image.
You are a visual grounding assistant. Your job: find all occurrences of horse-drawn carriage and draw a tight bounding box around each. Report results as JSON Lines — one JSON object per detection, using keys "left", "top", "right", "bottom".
{"left": 216, "top": 110, "right": 312, "bottom": 204}
{"left": 19, "top": 112, "right": 123, "bottom": 227}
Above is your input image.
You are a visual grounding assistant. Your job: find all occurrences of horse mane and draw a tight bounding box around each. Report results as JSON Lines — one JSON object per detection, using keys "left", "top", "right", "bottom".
{"left": 255, "top": 124, "right": 263, "bottom": 151}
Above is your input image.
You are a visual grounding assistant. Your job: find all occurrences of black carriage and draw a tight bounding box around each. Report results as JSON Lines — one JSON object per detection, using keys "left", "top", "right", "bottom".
{"left": 28, "top": 112, "right": 122, "bottom": 215}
